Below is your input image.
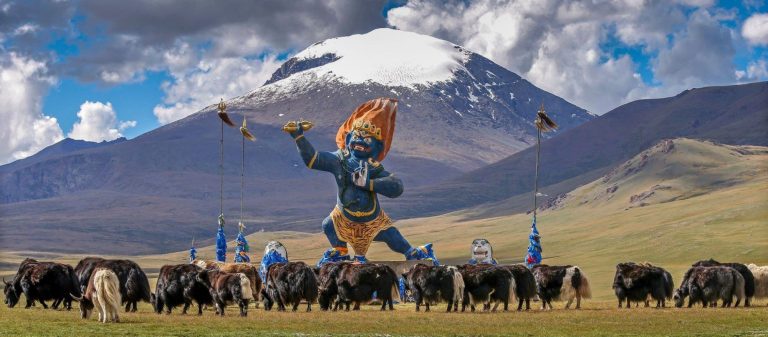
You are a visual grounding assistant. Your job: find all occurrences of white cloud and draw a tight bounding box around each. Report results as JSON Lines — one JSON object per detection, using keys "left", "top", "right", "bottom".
{"left": 387, "top": 1, "right": 744, "bottom": 114}
{"left": 742, "top": 13, "right": 768, "bottom": 45}
{"left": 0, "top": 52, "right": 64, "bottom": 164}
{"left": 153, "top": 55, "right": 282, "bottom": 124}
{"left": 68, "top": 101, "right": 136, "bottom": 142}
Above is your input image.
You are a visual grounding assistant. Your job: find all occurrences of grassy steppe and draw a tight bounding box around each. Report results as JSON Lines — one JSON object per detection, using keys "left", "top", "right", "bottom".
{"left": 0, "top": 301, "right": 767, "bottom": 337}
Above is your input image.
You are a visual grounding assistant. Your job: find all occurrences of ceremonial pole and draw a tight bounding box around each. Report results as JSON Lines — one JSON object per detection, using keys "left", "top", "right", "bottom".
{"left": 525, "top": 104, "right": 556, "bottom": 267}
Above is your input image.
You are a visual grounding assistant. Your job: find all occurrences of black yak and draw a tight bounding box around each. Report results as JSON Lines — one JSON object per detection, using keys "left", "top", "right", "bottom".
{"left": 3, "top": 259, "right": 80, "bottom": 310}
{"left": 693, "top": 259, "right": 755, "bottom": 307}
{"left": 457, "top": 264, "right": 515, "bottom": 312}
{"left": 261, "top": 262, "right": 318, "bottom": 312}
{"left": 74, "top": 257, "right": 151, "bottom": 312}
{"left": 612, "top": 262, "right": 673, "bottom": 308}
{"left": 152, "top": 264, "right": 213, "bottom": 315}
{"left": 192, "top": 260, "right": 261, "bottom": 308}
{"left": 197, "top": 270, "right": 253, "bottom": 316}
{"left": 403, "top": 263, "right": 464, "bottom": 312}
{"left": 316, "top": 262, "right": 347, "bottom": 311}
{"left": 674, "top": 265, "right": 745, "bottom": 308}
{"left": 531, "top": 264, "right": 592, "bottom": 310}
{"left": 335, "top": 263, "right": 400, "bottom": 311}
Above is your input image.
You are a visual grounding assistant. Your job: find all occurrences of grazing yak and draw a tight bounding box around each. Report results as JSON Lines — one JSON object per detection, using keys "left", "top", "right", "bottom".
{"left": 193, "top": 259, "right": 261, "bottom": 308}
{"left": 151, "top": 264, "right": 213, "bottom": 315}
{"left": 532, "top": 264, "right": 592, "bottom": 310}
{"left": 316, "top": 262, "right": 347, "bottom": 311}
{"left": 72, "top": 268, "right": 122, "bottom": 323}
{"left": 693, "top": 259, "right": 755, "bottom": 307}
{"left": 674, "top": 265, "right": 744, "bottom": 308}
{"left": 3, "top": 258, "right": 80, "bottom": 310}
{"left": 334, "top": 263, "right": 400, "bottom": 311}
{"left": 747, "top": 264, "right": 768, "bottom": 304}
{"left": 74, "top": 257, "right": 151, "bottom": 312}
{"left": 457, "top": 264, "right": 515, "bottom": 312}
{"left": 197, "top": 270, "right": 253, "bottom": 316}
{"left": 500, "top": 264, "right": 538, "bottom": 311}
{"left": 612, "top": 262, "right": 673, "bottom": 308}
{"left": 262, "top": 262, "right": 318, "bottom": 312}
{"left": 403, "top": 263, "right": 464, "bottom": 312}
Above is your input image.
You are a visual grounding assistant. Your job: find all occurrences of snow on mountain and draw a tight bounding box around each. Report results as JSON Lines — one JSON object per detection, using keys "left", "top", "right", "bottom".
{"left": 290, "top": 28, "right": 469, "bottom": 87}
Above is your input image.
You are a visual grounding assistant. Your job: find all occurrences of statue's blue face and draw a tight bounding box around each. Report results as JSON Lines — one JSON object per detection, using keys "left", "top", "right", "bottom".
{"left": 346, "top": 130, "right": 382, "bottom": 160}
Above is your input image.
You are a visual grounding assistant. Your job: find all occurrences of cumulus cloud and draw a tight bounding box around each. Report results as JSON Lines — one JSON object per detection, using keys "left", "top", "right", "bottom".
{"left": 154, "top": 55, "right": 282, "bottom": 124}
{"left": 742, "top": 13, "right": 768, "bottom": 45}
{"left": 387, "top": 1, "right": 746, "bottom": 114}
{"left": 68, "top": 101, "right": 136, "bottom": 142}
{"left": 0, "top": 52, "right": 64, "bottom": 164}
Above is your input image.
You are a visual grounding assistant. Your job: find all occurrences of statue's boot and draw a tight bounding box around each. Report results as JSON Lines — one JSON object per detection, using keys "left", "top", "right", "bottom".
{"left": 316, "top": 247, "right": 350, "bottom": 267}
{"left": 405, "top": 243, "right": 440, "bottom": 265}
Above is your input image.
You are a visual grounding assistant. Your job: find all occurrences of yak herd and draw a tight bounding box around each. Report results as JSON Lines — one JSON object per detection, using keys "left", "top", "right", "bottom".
{"left": 2, "top": 257, "right": 767, "bottom": 323}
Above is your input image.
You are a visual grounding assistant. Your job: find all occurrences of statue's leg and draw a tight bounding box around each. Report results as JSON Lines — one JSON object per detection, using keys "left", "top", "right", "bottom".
{"left": 374, "top": 227, "right": 440, "bottom": 264}
{"left": 373, "top": 227, "right": 411, "bottom": 254}
{"left": 318, "top": 215, "right": 350, "bottom": 265}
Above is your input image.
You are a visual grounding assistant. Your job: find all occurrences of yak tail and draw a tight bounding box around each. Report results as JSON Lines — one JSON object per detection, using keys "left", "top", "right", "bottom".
{"left": 125, "top": 268, "right": 151, "bottom": 303}
{"left": 68, "top": 266, "right": 82, "bottom": 298}
{"left": 565, "top": 266, "right": 592, "bottom": 300}
{"left": 298, "top": 266, "right": 319, "bottom": 302}
{"left": 239, "top": 273, "right": 253, "bottom": 300}
{"left": 95, "top": 270, "right": 122, "bottom": 316}
{"left": 663, "top": 271, "right": 675, "bottom": 300}
{"left": 732, "top": 270, "right": 745, "bottom": 307}
{"left": 448, "top": 266, "right": 465, "bottom": 303}
{"left": 508, "top": 274, "right": 517, "bottom": 305}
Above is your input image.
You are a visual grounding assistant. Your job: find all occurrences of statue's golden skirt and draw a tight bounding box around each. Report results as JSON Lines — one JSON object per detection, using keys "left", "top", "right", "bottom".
{"left": 330, "top": 206, "right": 392, "bottom": 256}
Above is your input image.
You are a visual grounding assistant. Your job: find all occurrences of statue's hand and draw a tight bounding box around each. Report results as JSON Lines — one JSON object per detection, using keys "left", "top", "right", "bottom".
{"left": 282, "top": 120, "right": 313, "bottom": 138}
{"left": 352, "top": 160, "right": 370, "bottom": 189}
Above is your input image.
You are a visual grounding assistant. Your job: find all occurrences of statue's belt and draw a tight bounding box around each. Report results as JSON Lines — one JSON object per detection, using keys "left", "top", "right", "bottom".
{"left": 330, "top": 206, "right": 392, "bottom": 256}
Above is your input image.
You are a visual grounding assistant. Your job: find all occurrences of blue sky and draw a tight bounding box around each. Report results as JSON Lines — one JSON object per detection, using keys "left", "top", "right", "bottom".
{"left": 1, "top": 0, "right": 766, "bottom": 164}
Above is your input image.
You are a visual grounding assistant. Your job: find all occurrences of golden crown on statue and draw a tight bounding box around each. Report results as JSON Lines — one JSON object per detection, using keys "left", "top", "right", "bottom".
{"left": 352, "top": 119, "right": 383, "bottom": 140}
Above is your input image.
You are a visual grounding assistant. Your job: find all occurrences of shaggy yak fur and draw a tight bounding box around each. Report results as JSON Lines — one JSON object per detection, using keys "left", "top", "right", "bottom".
{"left": 692, "top": 259, "right": 755, "bottom": 307}
{"left": 403, "top": 263, "right": 464, "bottom": 312}
{"left": 3, "top": 258, "right": 80, "bottom": 310}
{"left": 457, "top": 264, "right": 515, "bottom": 312}
{"left": 500, "top": 264, "right": 538, "bottom": 311}
{"left": 192, "top": 260, "right": 261, "bottom": 308}
{"left": 747, "top": 264, "right": 768, "bottom": 303}
{"left": 532, "top": 264, "right": 592, "bottom": 310}
{"left": 261, "top": 262, "right": 318, "bottom": 312}
{"left": 197, "top": 270, "right": 253, "bottom": 316}
{"left": 335, "top": 263, "right": 400, "bottom": 311}
{"left": 316, "top": 262, "right": 346, "bottom": 311}
{"left": 74, "top": 257, "right": 151, "bottom": 312}
{"left": 674, "top": 265, "right": 744, "bottom": 308}
{"left": 151, "top": 264, "right": 213, "bottom": 315}
{"left": 72, "top": 268, "right": 122, "bottom": 323}
{"left": 612, "top": 262, "right": 674, "bottom": 308}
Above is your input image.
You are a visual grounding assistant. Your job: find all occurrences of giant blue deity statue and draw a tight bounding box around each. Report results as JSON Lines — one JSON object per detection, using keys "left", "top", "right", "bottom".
{"left": 282, "top": 98, "right": 439, "bottom": 265}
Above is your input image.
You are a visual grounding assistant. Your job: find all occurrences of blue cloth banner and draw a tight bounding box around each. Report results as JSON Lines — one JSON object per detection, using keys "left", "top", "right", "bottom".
{"left": 524, "top": 217, "right": 542, "bottom": 268}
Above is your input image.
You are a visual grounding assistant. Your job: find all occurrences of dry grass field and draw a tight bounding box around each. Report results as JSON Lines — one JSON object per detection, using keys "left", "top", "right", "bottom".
{"left": 0, "top": 300, "right": 767, "bottom": 337}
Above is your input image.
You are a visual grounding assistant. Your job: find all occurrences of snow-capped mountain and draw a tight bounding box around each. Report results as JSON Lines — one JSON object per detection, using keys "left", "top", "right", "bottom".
{"left": 0, "top": 28, "right": 592, "bottom": 254}
{"left": 214, "top": 28, "right": 591, "bottom": 168}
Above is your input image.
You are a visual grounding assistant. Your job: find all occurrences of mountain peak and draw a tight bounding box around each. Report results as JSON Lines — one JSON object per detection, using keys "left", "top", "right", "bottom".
{"left": 265, "top": 28, "right": 470, "bottom": 88}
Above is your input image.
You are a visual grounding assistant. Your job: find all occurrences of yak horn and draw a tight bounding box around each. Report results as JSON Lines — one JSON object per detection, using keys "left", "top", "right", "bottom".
{"left": 70, "top": 293, "right": 83, "bottom": 301}
{"left": 217, "top": 98, "right": 236, "bottom": 127}
{"left": 240, "top": 119, "right": 256, "bottom": 141}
